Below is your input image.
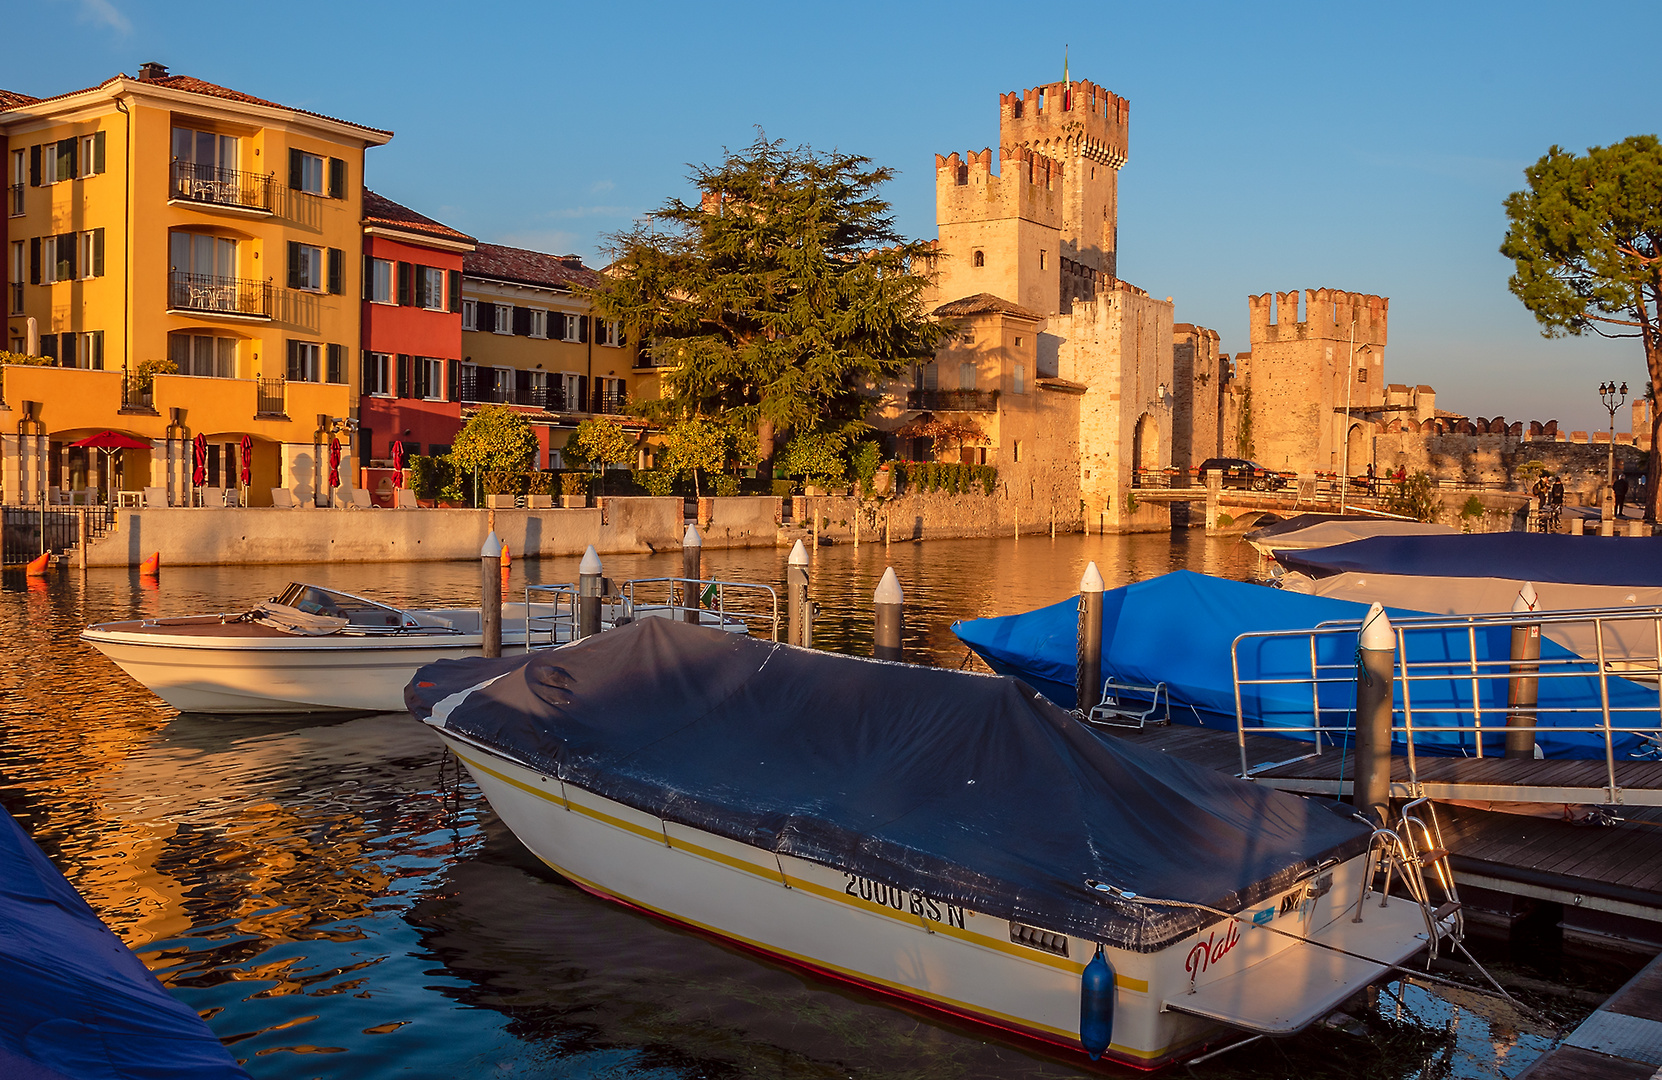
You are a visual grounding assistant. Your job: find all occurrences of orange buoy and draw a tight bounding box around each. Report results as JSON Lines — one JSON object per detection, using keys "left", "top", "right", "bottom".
{"left": 25, "top": 551, "right": 50, "bottom": 576}
{"left": 138, "top": 551, "right": 160, "bottom": 576}
{"left": 500, "top": 541, "right": 511, "bottom": 568}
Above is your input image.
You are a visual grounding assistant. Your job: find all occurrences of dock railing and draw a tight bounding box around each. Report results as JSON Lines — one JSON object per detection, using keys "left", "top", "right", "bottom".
{"left": 1230, "top": 605, "right": 1662, "bottom": 802}
{"left": 621, "top": 577, "right": 780, "bottom": 641}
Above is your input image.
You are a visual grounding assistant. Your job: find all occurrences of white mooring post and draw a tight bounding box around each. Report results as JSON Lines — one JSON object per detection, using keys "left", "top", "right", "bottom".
{"left": 578, "top": 544, "right": 603, "bottom": 639}
{"left": 480, "top": 530, "right": 503, "bottom": 658}
{"left": 787, "top": 539, "right": 811, "bottom": 648}
{"left": 1077, "top": 562, "right": 1105, "bottom": 714}
{"left": 1505, "top": 581, "right": 1541, "bottom": 759}
{"left": 1353, "top": 602, "right": 1396, "bottom": 826}
{"left": 682, "top": 523, "right": 703, "bottom": 624}
{"left": 874, "top": 567, "right": 903, "bottom": 662}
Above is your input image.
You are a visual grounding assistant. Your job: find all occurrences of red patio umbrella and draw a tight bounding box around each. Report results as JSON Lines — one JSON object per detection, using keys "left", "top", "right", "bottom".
{"left": 328, "top": 438, "right": 341, "bottom": 489}
{"left": 391, "top": 440, "right": 406, "bottom": 489}
{"left": 239, "top": 435, "right": 253, "bottom": 487}
{"left": 192, "top": 433, "right": 207, "bottom": 488}
{"left": 69, "top": 431, "right": 152, "bottom": 506}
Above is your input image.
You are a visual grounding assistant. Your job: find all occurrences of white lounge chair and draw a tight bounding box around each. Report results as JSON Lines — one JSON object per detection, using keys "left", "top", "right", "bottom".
{"left": 271, "top": 489, "right": 299, "bottom": 509}
{"left": 142, "top": 486, "right": 169, "bottom": 508}
{"left": 351, "top": 489, "right": 375, "bottom": 509}
{"left": 396, "top": 488, "right": 418, "bottom": 508}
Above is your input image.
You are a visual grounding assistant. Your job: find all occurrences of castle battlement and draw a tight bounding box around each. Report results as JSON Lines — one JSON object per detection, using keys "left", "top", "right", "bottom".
{"left": 935, "top": 145, "right": 1064, "bottom": 227}
{"left": 1248, "top": 288, "right": 1388, "bottom": 346}
{"left": 999, "top": 79, "right": 1129, "bottom": 167}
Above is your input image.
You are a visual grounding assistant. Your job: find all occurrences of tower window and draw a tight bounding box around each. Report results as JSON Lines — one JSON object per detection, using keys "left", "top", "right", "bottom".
{"left": 1038, "top": 251, "right": 1047, "bottom": 270}
{"left": 973, "top": 250, "right": 984, "bottom": 267}
{"left": 956, "top": 164, "right": 968, "bottom": 185}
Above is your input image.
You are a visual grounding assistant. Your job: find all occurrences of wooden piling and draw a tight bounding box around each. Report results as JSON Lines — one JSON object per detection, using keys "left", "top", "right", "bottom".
{"left": 874, "top": 567, "right": 903, "bottom": 662}
{"left": 480, "top": 531, "right": 503, "bottom": 658}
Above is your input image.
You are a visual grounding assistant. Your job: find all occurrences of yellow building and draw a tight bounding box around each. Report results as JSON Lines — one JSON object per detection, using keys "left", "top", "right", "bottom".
{"left": 459, "top": 243, "right": 653, "bottom": 466}
{"left": 1, "top": 62, "right": 390, "bottom": 506}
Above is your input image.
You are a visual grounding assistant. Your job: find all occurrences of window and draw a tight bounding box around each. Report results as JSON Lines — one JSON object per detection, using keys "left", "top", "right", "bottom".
{"left": 172, "top": 231, "right": 236, "bottom": 279}
{"left": 1357, "top": 367, "right": 1369, "bottom": 383}
{"left": 461, "top": 298, "right": 477, "bottom": 330}
{"left": 75, "top": 330, "right": 104, "bottom": 370}
{"left": 958, "top": 362, "right": 976, "bottom": 391}
{"left": 972, "top": 250, "right": 984, "bottom": 267}
{"left": 291, "top": 150, "right": 325, "bottom": 195}
{"left": 37, "top": 234, "right": 76, "bottom": 283}
{"left": 171, "top": 127, "right": 235, "bottom": 191}
{"left": 554, "top": 372, "right": 582, "bottom": 411}
{"left": 1014, "top": 336, "right": 1024, "bottom": 347}
{"left": 362, "top": 351, "right": 391, "bottom": 396}
{"left": 9, "top": 150, "right": 23, "bottom": 216}
{"left": 598, "top": 319, "right": 622, "bottom": 347}
{"left": 554, "top": 312, "right": 586, "bottom": 342}
{"left": 78, "top": 229, "right": 104, "bottom": 279}
{"left": 1013, "top": 364, "right": 1026, "bottom": 394}
{"left": 526, "top": 369, "right": 549, "bottom": 405}
{"left": 289, "top": 242, "right": 323, "bottom": 291}
{"left": 8, "top": 242, "right": 21, "bottom": 313}
{"left": 492, "top": 367, "right": 514, "bottom": 401}
{"left": 595, "top": 376, "right": 627, "bottom": 413}
{"left": 922, "top": 362, "right": 938, "bottom": 390}
{"left": 80, "top": 133, "right": 106, "bottom": 177}
{"left": 369, "top": 258, "right": 393, "bottom": 304}
{"left": 415, "top": 357, "right": 444, "bottom": 400}
{"left": 414, "top": 266, "right": 446, "bottom": 310}
{"left": 1038, "top": 250, "right": 1047, "bottom": 270}
{"left": 528, "top": 308, "right": 548, "bottom": 338}
{"left": 1012, "top": 440, "right": 1023, "bottom": 463}
{"left": 169, "top": 332, "right": 238, "bottom": 378}
{"left": 326, "top": 343, "right": 345, "bottom": 383}
{"left": 53, "top": 138, "right": 76, "bottom": 184}
{"left": 493, "top": 303, "right": 512, "bottom": 334}
{"left": 287, "top": 340, "right": 321, "bottom": 382}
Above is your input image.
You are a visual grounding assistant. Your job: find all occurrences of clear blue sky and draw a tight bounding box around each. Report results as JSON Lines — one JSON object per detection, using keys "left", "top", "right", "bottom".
{"left": 12, "top": 0, "right": 1658, "bottom": 432}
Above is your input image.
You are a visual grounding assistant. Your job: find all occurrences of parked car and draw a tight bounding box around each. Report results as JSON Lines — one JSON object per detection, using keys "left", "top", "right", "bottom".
{"left": 1195, "top": 457, "right": 1292, "bottom": 491}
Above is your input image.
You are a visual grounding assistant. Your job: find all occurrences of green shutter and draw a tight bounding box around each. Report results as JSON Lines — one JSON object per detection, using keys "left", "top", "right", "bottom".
{"left": 397, "top": 262, "right": 412, "bottom": 306}
{"left": 328, "top": 157, "right": 346, "bottom": 199}
{"left": 91, "top": 330, "right": 104, "bottom": 370}
{"left": 92, "top": 131, "right": 106, "bottom": 174}
{"left": 92, "top": 228, "right": 105, "bottom": 277}
{"left": 288, "top": 148, "right": 303, "bottom": 190}
{"left": 327, "top": 248, "right": 343, "bottom": 295}
{"left": 287, "top": 241, "right": 302, "bottom": 290}
{"left": 29, "top": 237, "right": 40, "bottom": 283}
{"left": 448, "top": 268, "right": 461, "bottom": 312}
{"left": 60, "top": 233, "right": 76, "bottom": 280}
{"left": 58, "top": 138, "right": 76, "bottom": 181}
{"left": 29, "top": 144, "right": 40, "bottom": 186}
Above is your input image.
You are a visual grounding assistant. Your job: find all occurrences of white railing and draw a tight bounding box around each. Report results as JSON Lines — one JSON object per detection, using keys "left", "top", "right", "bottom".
{"left": 621, "top": 577, "right": 779, "bottom": 641}
{"left": 1230, "top": 605, "right": 1662, "bottom": 801}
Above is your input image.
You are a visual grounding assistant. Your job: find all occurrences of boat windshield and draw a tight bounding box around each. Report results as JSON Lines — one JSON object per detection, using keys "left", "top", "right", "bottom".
{"left": 273, "top": 583, "right": 412, "bottom": 629}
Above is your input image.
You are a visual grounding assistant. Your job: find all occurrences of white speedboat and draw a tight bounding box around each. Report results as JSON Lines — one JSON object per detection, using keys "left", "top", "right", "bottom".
{"left": 82, "top": 582, "right": 747, "bottom": 714}
{"left": 408, "top": 619, "right": 1459, "bottom": 1068}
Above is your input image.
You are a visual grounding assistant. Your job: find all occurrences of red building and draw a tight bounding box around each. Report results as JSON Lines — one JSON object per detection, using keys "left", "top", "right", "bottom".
{"left": 357, "top": 189, "right": 475, "bottom": 500}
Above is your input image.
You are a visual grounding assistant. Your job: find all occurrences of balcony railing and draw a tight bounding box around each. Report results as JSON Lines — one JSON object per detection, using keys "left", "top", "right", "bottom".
{"left": 8, "top": 182, "right": 22, "bottom": 216}
{"left": 255, "top": 377, "right": 286, "bottom": 416}
{"left": 169, "top": 161, "right": 276, "bottom": 213}
{"left": 168, "top": 271, "right": 272, "bottom": 318}
{"left": 597, "top": 390, "right": 628, "bottom": 415}
{"left": 906, "top": 389, "right": 996, "bottom": 412}
{"left": 121, "top": 371, "right": 155, "bottom": 412}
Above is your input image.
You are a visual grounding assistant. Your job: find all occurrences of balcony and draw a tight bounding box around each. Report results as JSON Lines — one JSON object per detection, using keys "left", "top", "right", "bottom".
{"left": 596, "top": 390, "right": 628, "bottom": 415}
{"left": 906, "top": 389, "right": 996, "bottom": 412}
{"left": 168, "top": 162, "right": 276, "bottom": 214}
{"left": 8, "top": 182, "right": 22, "bottom": 217}
{"left": 168, "top": 271, "right": 272, "bottom": 320}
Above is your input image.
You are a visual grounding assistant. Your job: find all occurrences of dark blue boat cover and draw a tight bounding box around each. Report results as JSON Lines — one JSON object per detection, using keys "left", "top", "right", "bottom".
{"left": 406, "top": 618, "right": 1373, "bottom": 953}
{"left": 0, "top": 810, "right": 248, "bottom": 1080}
{"left": 953, "top": 571, "right": 1660, "bottom": 760}
{"left": 1277, "top": 532, "right": 1662, "bottom": 586}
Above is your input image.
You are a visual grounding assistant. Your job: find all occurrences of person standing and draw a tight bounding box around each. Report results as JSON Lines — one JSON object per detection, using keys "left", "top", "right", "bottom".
{"left": 1615, "top": 473, "right": 1630, "bottom": 518}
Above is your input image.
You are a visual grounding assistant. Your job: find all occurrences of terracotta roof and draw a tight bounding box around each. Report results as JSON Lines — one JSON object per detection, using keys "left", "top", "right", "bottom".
{"left": 464, "top": 242, "right": 600, "bottom": 291}
{"left": 932, "top": 293, "right": 1045, "bottom": 321}
{"left": 362, "top": 189, "right": 475, "bottom": 246}
{"left": 0, "top": 73, "right": 391, "bottom": 138}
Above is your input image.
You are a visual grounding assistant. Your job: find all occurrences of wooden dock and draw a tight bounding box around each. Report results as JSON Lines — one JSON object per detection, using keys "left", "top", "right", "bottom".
{"left": 1516, "top": 950, "right": 1662, "bottom": 1080}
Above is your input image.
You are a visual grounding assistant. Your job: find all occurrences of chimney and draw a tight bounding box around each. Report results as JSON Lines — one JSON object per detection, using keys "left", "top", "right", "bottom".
{"left": 138, "top": 62, "right": 169, "bottom": 82}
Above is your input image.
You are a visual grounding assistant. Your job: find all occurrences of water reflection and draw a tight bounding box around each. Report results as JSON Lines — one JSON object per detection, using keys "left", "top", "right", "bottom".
{"left": 0, "top": 535, "right": 1571, "bottom": 1077}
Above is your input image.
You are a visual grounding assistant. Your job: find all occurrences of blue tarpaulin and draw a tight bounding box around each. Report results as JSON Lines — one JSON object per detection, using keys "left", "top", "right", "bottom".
{"left": 1276, "top": 532, "right": 1662, "bottom": 587}
{"left": 952, "top": 571, "right": 1660, "bottom": 760}
{"left": 0, "top": 809, "right": 248, "bottom": 1080}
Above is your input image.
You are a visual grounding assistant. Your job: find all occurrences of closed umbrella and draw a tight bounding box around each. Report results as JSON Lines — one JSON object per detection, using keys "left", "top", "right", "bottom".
{"left": 391, "top": 440, "right": 406, "bottom": 489}
{"left": 191, "top": 433, "right": 207, "bottom": 489}
{"left": 328, "top": 438, "right": 341, "bottom": 489}
{"left": 239, "top": 435, "right": 253, "bottom": 487}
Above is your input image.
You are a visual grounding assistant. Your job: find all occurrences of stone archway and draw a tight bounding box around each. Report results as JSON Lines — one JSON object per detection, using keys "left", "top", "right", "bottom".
{"left": 1346, "top": 423, "right": 1367, "bottom": 478}
{"left": 1134, "top": 413, "right": 1160, "bottom": 473}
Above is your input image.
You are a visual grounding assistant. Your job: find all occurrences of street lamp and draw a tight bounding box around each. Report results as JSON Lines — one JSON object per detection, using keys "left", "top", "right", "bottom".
{"left": 1600, "top": 380, "right": 1628, "bottom": 518}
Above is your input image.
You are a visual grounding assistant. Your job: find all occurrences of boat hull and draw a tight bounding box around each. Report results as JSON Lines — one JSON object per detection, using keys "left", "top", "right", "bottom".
{"left": 436, "top": 730, "right": 1439, "bottom": 1069}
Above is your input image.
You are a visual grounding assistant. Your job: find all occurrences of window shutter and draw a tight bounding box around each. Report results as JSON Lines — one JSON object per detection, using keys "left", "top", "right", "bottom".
{"left": 362, "top": 254, "right": 373, "bottom": 300}
{"left": 58, "top": 139, "right": 76, "bottom": 180}
{"left": 327, "top": 247, "right": 343, "bottom": 295}
{"left": 448, "top": 269, "right": 461, "bottom": 312}
{"left": 515, "top": 369, "right": 531, "bottom": 401}
{"left": 41, "top": 334, "right": 57, "bottom": 363}
{"left": 618, "top": 325, "right": 626, "bottom": 347}
{"left": 446, "top": 359, "right": 459, "bottom": 402}
{"left": 287, "top": 241, "right": 302, "bottom": 290}
{"left": 397, "top": 353, "right": 411, "bottom": 398}
{"left": 91, "top": 228, "right": 104, "bottom": 277}
{"left": 327, "top": 343, "right": 344, "bottom": 383}
{"left": 360, "top": 350, "right": 371, "bottom": 393}
{"left": 29, "top": 237, "right": 40, "bottom": 284}
{"left": 90, "top": 330, "right": 103, "bottom": 370}
{"left": 29, "top": 145, "right": 40, "bottom": 186}
{"left": 286, "top": 340, "right": 300, "bottom": 381}
{"left": 578, "top": 315, "right": 589, "bottom": 343}
{"left": 478, "top": 301, "right": 495, "bottom": 334}
{"left": 288, "top": 148, "right": 303, "bottom": 189}
{"left": 92, "top": 131, "right": 106, "bottom": 174}
{"left": 577, "top": 375, "right": 588, "bottom": 413}
{"left": 60, "top": 233, "right": 76, "bottom": 280}
{"left": 329, "top": 157, "right": 346, "bottom": 199}
{"left": 397, "top": 262, "right": 413, "bottom": 306}
{"left": 512, "top": 305, "right": 531, "bottom": 336}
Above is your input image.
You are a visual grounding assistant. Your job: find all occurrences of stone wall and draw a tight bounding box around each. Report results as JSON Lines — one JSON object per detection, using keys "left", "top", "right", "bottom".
{"left": 695, "top": 496, "right": 782, "bottom": 548}
{"left": 796, "top": 488, "right": 1085, "bottom": 544}
{"left": 1371, "top": 434, "right": 1647, "bottom": 506}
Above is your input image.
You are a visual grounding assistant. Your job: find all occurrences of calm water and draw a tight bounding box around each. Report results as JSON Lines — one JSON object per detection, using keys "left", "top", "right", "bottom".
{"left": 0, "top": 533, "right": 1597, "bottom": 1078}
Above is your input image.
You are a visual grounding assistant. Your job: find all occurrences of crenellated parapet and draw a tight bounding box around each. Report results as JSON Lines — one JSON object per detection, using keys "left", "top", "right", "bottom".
{"left": 935, "top": 145, "right": 1065, "bottom": 227}
{"left": 1248, "top": 288, "right": 1389, "bottom": 346}
{"left": 999, "top": 79, "right": 1129, "bottom": 168}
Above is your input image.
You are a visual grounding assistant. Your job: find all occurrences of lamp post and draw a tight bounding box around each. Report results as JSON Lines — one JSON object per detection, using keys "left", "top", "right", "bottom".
{"left": 1600, "top": 381, "right": 1628, "bottom": 518}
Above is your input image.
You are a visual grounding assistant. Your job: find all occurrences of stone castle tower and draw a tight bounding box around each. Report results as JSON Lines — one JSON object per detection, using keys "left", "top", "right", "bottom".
{"left": 933, "top": 78, "right": 1129, "bottom": 315}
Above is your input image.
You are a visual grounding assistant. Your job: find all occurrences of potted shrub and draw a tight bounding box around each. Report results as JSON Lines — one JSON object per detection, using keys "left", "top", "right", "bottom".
{"left": 526, "top": 470, "right": 555, "bottom": 509}
{"left": 483, "top": 469, "right": 523, "bottom": 509}
{"left": 560, "top": 470, "right": 590, "bottom": 508}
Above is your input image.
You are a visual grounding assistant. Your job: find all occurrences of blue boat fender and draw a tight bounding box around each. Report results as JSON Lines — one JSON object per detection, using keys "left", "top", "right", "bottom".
{"left": 1080, "top": 943, "right": 1115, "bottom": 1060}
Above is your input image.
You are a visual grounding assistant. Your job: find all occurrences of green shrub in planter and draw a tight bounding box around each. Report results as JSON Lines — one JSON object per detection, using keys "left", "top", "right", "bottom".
{"left": 638, "top": 469, "right": 676, "bottom": 497}
{"left": 526, "top": 470, "right": 555, "bottom": 496}
{"left": 560, "top": 471, "right": 590, "bottom": 496}
{"left": 770, "top": 478, "right": 794, "bottom": 498}
{"left": 483, "top": 469, "right": 526, "bottom": 496}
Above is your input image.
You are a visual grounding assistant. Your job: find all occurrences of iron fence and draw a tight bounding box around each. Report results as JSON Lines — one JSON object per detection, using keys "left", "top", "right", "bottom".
{"left": 2, "top": 505, "right": 115, "bottom": 566}
{"left": 906, "top": 389, "right": 996, "bottom": 412}
{"left": 256, "top": 377, "right": 286, "bottom": 416}
{"left": 169, "top": 162, "right": 276, "bottom": 212}
{"left": 168, "top": 271, "right": 272, "bottom": 318}
{"left": 121, "top": 371, "right": 155, "bottom": 411}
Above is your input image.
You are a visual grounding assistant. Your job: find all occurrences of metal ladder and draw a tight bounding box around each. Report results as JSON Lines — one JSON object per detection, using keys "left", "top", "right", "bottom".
{"left": 1350, "top": 798, "right": 1463, "bottom": 962}
{"left": 1086, "top": 679, "right": 1172, "bottom": 729}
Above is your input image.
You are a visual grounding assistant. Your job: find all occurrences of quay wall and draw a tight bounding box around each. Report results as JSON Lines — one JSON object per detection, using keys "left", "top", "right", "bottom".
{"left": 796, "top": 490, "right": 1087, "bottom": 543}
{"left": 83, "top": 498, "right": 685, "bottom": 567}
